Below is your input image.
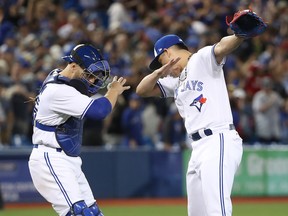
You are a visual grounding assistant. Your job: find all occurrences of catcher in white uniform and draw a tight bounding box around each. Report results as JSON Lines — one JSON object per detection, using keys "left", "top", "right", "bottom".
{"left": 28, "top": 44, "right": 130, "bottom": 216}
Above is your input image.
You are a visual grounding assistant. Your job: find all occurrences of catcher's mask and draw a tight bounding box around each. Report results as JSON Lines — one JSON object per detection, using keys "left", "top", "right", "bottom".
{"left": 62, "top": 44, "right": 111, "bottom": 95}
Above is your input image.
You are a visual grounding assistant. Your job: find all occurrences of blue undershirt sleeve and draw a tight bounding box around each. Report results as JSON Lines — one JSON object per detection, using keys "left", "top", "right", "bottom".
{"left": 84, "top": 97, "right": 112, "bottom": 120}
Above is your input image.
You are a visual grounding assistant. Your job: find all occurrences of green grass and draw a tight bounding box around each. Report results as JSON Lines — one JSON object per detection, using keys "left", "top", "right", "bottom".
{"left": 233, "top": 203, "right": 288, "bottom": 216}
{"left": 0, "top": 208, "right": 56, "bottom": 216}
{"left": 104, "top": 205, "right": 187, "bottom": 216}
{"left": 0, "top": 202, "right": 288, "bottom": 216}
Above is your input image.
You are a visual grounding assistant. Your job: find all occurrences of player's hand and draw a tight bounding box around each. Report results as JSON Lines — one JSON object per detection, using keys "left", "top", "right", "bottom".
{"left": 154, "top": 57, "right": 180, "bottom": 78}
{"left": 107, "top": 76, "right": 130, "bottom": 95}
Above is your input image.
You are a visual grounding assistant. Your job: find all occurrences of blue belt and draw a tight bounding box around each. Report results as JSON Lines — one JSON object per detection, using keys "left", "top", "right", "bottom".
{"left": 190, "top": 124, "right": 235, "bottom": 141}
{"left": 35, "top": 121, "right": 56, "bottom": 132}
{"left": 33, "top": 144, "right": 62, "bottom": 152}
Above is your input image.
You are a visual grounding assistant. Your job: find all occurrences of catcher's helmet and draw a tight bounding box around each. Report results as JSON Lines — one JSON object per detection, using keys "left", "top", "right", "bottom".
{"left": 62, "top": 44, "right": 110, "bottom": 94}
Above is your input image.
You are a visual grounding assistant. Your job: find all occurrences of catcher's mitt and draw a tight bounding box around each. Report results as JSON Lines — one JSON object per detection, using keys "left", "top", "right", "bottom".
{"left": 226, "top": 9, "right": 267, "bottom": 38}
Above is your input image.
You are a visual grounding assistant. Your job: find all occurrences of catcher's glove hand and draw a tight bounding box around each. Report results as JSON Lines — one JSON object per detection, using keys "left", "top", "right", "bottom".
{"left": 226, "top": 9, "right": 267, "bottom": 38}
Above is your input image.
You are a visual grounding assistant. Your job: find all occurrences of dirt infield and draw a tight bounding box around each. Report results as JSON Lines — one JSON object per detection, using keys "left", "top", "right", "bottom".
{"left": 4, "top": 197, "right": 288, "bottom": 209}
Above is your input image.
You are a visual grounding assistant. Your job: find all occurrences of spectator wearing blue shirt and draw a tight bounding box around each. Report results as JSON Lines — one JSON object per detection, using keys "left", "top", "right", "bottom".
{"left": 0, "top": 6, "right": 15, "bottom": 46}
{"left": 121, "top": 93, "right": 145, "bottom": 149}
{"left": 160, "top": 102, "right": 186, "bottom": 151}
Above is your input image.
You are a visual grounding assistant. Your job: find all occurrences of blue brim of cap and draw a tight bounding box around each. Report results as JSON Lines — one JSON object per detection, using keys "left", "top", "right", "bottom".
{"left": 62, "top": 55, "right": 74, "bottom": 63}
{"left": 149, "top": 51, "right": 164, "bottom": 71}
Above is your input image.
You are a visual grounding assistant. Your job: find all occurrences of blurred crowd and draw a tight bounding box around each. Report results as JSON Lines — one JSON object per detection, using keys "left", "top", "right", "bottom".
{"left": 0, "top": 0, "right": 288, "bottom": 151}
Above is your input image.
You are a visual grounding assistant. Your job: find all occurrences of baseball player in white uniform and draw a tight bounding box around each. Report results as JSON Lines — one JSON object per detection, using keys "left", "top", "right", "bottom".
{"left": 28, "top": 44, "right": 130, "bottom": 216}
{"left": 136, "top": 34, "right": 245, "bottom": 216}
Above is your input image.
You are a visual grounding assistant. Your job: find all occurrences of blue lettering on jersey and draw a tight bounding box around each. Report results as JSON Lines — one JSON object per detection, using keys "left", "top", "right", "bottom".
{"left": 175, "top": 80, "right": 204, "bottom": 97}
{"left": 32, "top": 96, "right": 40, "bottom": 122}
{"left": 184, "top": 81, "right": 191, "bottom": 91}
{"left": 32, "top": 84, "right": 47, "bottom": 122}
{"left": 196, "top": 81, "right": 203, "bottom": 91}
{"left": 180, "top": 80, "right": 203, "bottom": 92}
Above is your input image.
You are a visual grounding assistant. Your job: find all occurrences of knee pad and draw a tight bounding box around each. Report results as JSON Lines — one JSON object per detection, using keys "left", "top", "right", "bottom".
{"left": 89, "top": 203, "right": 104, "bottom": 216}
{"left": 66, "top": 200, "right": 94, "bottom": 216}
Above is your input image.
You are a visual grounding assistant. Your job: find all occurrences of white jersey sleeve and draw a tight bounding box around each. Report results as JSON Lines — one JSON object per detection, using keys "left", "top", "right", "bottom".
{"left": 197, "top": 45, "right": 226, "bottom": 75}
{"left": 49, "top": 85, "right": 93, "bottom": 119}
{"left": 157, "top": 76, "right": 179, "bottom": 98}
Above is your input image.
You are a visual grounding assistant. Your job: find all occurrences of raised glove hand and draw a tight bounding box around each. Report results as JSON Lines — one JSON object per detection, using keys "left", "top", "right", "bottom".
{"left": 226, "top": 9, "right": 267, "bottom": 38}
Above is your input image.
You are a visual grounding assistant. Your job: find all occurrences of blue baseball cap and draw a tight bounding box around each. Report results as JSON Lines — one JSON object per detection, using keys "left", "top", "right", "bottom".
{"left": 149, "top": 34, "right": 187, "bottom": 70}
{"left": 62, "top": 44, "right": 103, "bottom": 69}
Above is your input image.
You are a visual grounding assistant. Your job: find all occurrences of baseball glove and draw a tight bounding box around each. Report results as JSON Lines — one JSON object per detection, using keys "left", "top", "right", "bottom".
{"left": 226, "top": 9, "right": 267, "bottom": 38}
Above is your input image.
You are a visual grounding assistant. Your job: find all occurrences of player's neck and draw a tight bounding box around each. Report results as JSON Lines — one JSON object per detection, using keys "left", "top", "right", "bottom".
{"left": 180, "top": 51, "right": 192, "bottom": 69}
{"left": 60, "top": 64, "right": 79, "bottom": 79}
{"left": 60, "top": 68, "right": 70, "bottom": 78}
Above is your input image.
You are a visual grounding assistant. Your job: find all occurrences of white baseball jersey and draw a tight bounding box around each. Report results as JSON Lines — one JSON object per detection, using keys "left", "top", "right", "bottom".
{"left": 157, "top": 45, "right": 233, "bottom": 134}
{"left": 32, "top": 83, "right": 93, "bottom": 148}
{"left": 157, "top": 45, "right": 243, "bottom": 216}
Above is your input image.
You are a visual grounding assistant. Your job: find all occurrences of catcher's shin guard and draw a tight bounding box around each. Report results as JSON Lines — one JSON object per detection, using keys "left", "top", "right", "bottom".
{"left": 90, "top": 202, "right": 104, "bottom": 216}
{"left": 66, "top": 200, "right": 95, "bottom": 216}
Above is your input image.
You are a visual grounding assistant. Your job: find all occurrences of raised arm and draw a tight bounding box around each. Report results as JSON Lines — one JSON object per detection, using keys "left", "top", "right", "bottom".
{"left": 215, "top": 9, "right": 267, "bottom": 63}
{"left": 136, "top": 58, "right": 180, "bottom": 97}
{"left": 214, "top": 35, "right": 244, "bottom": 64}
{"left": 135, "top": 71, "right": 162, "bottom": 97}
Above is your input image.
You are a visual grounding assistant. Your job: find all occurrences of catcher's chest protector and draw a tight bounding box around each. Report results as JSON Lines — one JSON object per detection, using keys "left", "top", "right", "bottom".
{"left": 34, "top": 69, "right": 84, "bottom": 157}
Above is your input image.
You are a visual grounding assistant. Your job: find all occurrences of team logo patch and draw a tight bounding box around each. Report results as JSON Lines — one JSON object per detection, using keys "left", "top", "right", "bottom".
{"left": 190, "top": 94, "right": 207, "bottom": 112}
